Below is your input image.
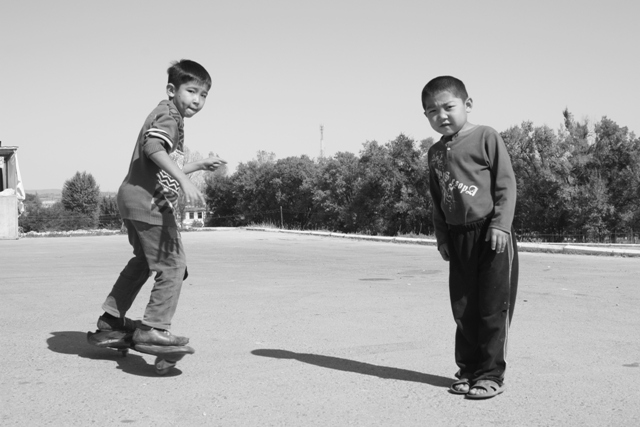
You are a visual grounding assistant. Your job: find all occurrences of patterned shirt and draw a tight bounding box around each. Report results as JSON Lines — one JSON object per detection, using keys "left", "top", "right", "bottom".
{"left": 117, "top": 100, "right": 185, "bottom": 226}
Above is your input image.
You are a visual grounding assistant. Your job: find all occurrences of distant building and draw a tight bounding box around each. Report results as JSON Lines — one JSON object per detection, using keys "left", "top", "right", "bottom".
{"left": 183, "top": 206, "right": 207, "bottom": 227}
{"left": 40, "top": 199, "right": 58, "bottom": 208}
{"left": 1, "top": 145, "right": 24, "bottom": 239}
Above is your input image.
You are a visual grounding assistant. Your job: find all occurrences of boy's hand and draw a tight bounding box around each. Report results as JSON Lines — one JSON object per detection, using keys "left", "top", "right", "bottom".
{"left": 486, "top": 228, "right": 509, "bottom": 253}
{"left": 149, "top": 150, "right": 207, "bottom": 205}
{"left": 201, "top": 154, "right": 227, "bottom": 171}
{"left": 438, "top": 243, "right": 450, "bottom": 261}
{"left": 180, "top": 178, "right": 206, "bottom": 206}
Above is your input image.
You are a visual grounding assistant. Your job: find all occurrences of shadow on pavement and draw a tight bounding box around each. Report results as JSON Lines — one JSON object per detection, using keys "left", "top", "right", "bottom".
{"left": 47, "top": 331, "right": 182, "bottom": 378}
{"left": 252, "top": 349, "right": 451, "bottom": 388}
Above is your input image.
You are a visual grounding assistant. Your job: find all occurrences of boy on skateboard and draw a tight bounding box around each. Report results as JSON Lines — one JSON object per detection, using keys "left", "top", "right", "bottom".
{"left": 95, "top": 59, "right": 225, "bottom": 347}
{"left": 422, "top": 76, "right": 519, "bottom": 399}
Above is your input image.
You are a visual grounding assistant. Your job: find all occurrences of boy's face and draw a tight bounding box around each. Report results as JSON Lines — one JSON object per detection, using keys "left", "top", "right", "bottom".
{"left": 423, "top": 90, "right": 472, "bottom": 137}
{"left": 167, "top": 80, "right": 210, "bottom": 118}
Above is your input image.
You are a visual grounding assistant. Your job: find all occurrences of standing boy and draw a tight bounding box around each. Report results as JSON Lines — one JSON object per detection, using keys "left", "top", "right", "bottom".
{"left": 423, "top": 76, "right": 518, "bottom": 399}
{"left": 96, "top": 59, "right": 225, "bottom": 346}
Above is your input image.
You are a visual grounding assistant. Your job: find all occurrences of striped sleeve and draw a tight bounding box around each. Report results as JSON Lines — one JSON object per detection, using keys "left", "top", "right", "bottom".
{"left": 145, "top": 128, "right": 173, "bottom": 150}
{"left": 142, "top": 107, "right": 179, "bottom": 156}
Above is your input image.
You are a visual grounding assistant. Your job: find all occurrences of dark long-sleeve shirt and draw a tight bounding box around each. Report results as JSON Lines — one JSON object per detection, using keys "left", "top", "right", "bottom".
{"left": 428, "top": 125, "right": 517, "bottom": 248}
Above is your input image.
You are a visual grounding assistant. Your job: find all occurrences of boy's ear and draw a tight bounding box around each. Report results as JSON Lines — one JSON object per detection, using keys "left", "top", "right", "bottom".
{"left": 465, "top": 97, "right": 473, "bottom": 112}
{"left": 166, "top": 83, "right": 176, "bottom": 99}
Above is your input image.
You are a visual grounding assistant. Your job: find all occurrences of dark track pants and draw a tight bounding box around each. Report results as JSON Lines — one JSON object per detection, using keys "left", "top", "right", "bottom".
{"left": 447, "top": 218, "right": 518, "bottom": 384}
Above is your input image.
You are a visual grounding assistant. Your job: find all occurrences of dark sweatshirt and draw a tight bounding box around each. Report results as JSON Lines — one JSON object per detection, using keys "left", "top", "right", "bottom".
{"left": 428, "top": 125, "right": 517, "bottom": 248}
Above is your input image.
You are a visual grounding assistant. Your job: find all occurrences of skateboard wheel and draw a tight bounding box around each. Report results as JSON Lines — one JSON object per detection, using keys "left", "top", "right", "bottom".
{"left": 155, "top": 357, "right": 177, "bottom": 375}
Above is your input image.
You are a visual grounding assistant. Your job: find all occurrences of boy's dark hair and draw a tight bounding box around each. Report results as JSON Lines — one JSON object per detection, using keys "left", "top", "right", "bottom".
{"left": 421, "top": 76, "right": 469, "bottom": 109}
{"left": 167, "top": 59, "right": 212, "bottom": 89}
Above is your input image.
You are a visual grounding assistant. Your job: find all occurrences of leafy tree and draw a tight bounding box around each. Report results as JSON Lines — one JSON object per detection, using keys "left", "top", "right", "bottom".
{"left": 350, "top": 140, "right": 389, "bottom": 234}
{"left": 18, "top": 193, "right": 43, "bottom": 232}
{"left": 20, "top": 201, "right": 92, "bottom": 232}
{"left": 567, "top": 174, "right": 615, "bottom": 241}
{"left": 588, "top": 117, "right": 638, "bottom": 236}
{"left": 37, "top": 202, "right": 66, "bottom": 231}
{"left": 312, "top": 152, "right": 361, "bottom": 231}
{"left": 61, "top": 171, "right": 100, "bottom": 229}
{"left": 98, "top": 195, "right": 121, "bottom": 229}
{"left": 200, "top": 114, "right": 640, "bottom": 242}
{"left": 385, "top": 134, "right": 432, "bottom": 235}
{"left": 351, "top": 135, "right": 431, "bottom": 235}
{"left": 231, "top": 152, "right": 280, "bottom": 225}
{"left": 226, "top": 153, "right": 320, "bottom": 228}
{"left": 502, "top": 122, "right": 572, "bottom": 238}
{"left": 271, "top": 155, "right": 318, "bottom": 228}
{"left": 205, "top": 170, "right": 238, "bottom": 226}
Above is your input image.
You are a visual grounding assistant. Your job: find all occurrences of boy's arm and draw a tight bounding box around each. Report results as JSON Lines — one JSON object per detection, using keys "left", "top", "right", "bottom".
{"left": 487, "top": 131, "right": 517, "bottom": 235}
{"left": 149, "top": 150, "right": 205, "bottom": 206}
{"left": 428, "top": 153, "right": 450, "bottom": 261}
{"left": 432, "top": 200, "right": 450, "bottom": 261}
{"left": 182, "top": 155, "right": 227, "bottom": 174}
{"left": 485, "top": 129, "right": 516, "bottom": 252}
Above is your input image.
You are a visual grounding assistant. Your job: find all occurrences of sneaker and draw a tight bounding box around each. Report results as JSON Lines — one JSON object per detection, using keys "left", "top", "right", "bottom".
{"left": 97, "top": 314, "right": 138, "bottom": 333}
{"left": 133, "top": 328, "right": 189, "bottom": 346}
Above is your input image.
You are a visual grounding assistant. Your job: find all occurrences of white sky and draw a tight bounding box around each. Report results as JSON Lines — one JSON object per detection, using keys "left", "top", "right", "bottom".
{"left": 1, "top": 0, "right": 638, "bottom": 191}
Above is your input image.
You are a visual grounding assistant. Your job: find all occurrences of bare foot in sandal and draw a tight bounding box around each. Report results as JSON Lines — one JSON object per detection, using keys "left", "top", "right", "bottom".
{"left": 466, "top": 379, "right": 505, "bottom": 399}
{"left": 449, "top": 378, "right": 471, "bottom": 394}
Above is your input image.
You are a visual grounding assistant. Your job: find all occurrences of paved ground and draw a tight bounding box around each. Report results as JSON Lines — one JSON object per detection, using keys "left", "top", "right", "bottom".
{"left": 1, "top": 229, "right": 639, "bottom": 426}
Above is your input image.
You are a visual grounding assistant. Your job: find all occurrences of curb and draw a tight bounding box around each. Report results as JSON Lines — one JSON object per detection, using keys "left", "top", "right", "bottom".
{"left": 16, "top": 226, "right": 640, "bottom": 257}
{"left": 244, "top": 227, "right": 640, "bottom": 257}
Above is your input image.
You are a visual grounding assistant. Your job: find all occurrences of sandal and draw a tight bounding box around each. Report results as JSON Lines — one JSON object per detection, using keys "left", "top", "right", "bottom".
{"left": 449, "top": 378, "right": 471, "bottom": 395}
{"left": 466, "top": 379, "right": 505, "bottom": 400}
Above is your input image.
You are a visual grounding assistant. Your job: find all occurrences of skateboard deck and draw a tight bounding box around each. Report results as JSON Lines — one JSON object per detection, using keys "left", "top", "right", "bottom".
{"left": 87, "top": 330, "right": 195, "bottom": 375}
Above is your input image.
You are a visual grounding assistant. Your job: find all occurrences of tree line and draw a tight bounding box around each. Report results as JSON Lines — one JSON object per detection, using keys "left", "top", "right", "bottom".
{"left": 19, "top": 172, "right": 122, "bottom": 233}
{"left": 19, "top": 111, "right": 640, "bottom": 243}
{"left": 207, "top": 111, "right": 640, "bottom": 242}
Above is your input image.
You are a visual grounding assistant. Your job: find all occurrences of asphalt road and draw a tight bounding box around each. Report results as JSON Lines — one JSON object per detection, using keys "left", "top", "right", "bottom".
{"left": 1, "top": 229, "right": 639, "bottom": 426}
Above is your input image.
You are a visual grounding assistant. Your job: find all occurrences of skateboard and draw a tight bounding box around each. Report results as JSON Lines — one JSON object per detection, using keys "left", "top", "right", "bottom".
{"left": 87, "top": 330, "right": 195, "bottom": 375}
